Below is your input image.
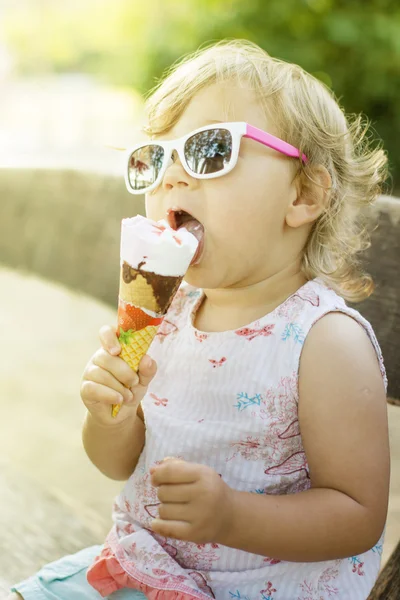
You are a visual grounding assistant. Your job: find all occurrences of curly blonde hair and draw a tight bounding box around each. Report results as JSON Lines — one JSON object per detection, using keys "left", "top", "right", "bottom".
{"left": 142, "top": 39, "right": 389, "bottom": 302}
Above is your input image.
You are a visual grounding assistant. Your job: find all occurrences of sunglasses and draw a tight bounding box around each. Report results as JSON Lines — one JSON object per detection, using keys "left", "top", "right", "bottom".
{"left": 124, "top": 121, "right": 308, "bottom": 195}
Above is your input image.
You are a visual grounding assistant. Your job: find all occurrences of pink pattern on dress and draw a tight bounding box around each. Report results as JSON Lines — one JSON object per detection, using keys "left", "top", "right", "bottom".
{"left": 228, "top": 373, "right": 308, "bottom": 482}
{"left": 87, "top": 543, "right": 212, "bottom": 599}
{"left": 151, "top": 392, "right": 169, "bottom": 407}
{"left": 349, "top": 555, "right": 365, "bottom": 576}
{"left": 208, "top": 357, "right": 227, "bottom": 368}
{"left": 152, "top": 533, "right": 221, "bottom": 571}
{"left": 195, "top": 331, "right": 209, "bottom": 343}
{"left": 297, "top": 561, "right": 340, "bottom": 599}
{"left": 144, "top": 503, "right": 161, "bottom": 518}
{"left": 89, "top": 529, "right": 217, "bottom": 599}
{"left": 188, "top": 572, "right": 215, "bottom": 598}
{"left": 263, "top": 557, "right": 282, "bottom": 565}
{"left": 170, "top": 288, "right": 192, "bottom": 318}
{"left": 278, "top": 419, "right": 300, "bottom": 439}
{"left": 260, "top": 581, "right": 277, "bottom": 598}
{"left": 87, "top": 279, "right": 386, "bottom": 599}
{"left": 293, "top": 288, "right": 320, "bottom": 307}
{"left": 264, "top": 451, "right": 309, "bottom": 479}
{"left": 235, "top": 322, "right": 275, "bottom": 341}
{"left": 157, "top": 319, "right": 179, "bottom": 343}
{"left": 275, "top": 290, "right": 320, "bottom": 320}
{"left": 129, "top": 468, "right": 161, "bottom": 527}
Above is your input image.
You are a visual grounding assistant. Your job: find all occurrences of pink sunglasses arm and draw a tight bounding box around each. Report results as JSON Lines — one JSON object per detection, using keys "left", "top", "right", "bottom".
{"left": 245, "top": 124, "right": 308, "bottom": 163}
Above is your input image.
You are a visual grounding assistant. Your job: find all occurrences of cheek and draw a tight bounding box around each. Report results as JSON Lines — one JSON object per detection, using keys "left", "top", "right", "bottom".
{"left": 205, "top": 210, "right": 261, "bottom": 268}
{"left": 145, "top": 195, "right": 162, "bottom": 221}
{"left": 208, "top": 190, "right": 281, "bottom": 246}
{"left": 204, "top": 192, "right": 286, "bottom": 270}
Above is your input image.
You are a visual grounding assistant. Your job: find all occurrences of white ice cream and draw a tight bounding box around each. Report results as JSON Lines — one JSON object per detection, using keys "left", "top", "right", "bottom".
{"left": 120, "top": 215, "right": 199, "bottom": 276}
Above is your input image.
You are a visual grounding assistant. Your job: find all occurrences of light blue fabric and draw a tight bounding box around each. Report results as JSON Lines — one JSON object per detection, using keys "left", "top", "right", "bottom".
{"left": 10, "top": 545, "right": 147, "bottom": 600}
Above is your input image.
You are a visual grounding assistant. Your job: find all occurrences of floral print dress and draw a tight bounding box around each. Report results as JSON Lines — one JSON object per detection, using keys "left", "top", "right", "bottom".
{"left": 87, "top": 278, "right": 387, "bottom": 600}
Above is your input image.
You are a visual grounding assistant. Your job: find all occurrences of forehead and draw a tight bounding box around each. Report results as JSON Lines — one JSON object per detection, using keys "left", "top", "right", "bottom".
{"left": 161, "top": 83, "right": 275, "bottom": 139}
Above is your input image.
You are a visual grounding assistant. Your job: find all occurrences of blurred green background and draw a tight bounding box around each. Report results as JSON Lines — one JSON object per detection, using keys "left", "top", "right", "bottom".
{"left": 0, "top": 0, "right": 399, "bottom": 191}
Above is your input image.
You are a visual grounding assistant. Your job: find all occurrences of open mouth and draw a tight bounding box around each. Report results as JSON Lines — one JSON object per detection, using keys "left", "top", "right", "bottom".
{"left": 167, "top": 208, "right": 205, "bottom": 266}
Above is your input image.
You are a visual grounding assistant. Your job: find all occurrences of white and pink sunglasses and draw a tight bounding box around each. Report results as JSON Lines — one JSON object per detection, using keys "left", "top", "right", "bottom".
{"left": 124, "top": 121, "right": 308, "bottom": 195}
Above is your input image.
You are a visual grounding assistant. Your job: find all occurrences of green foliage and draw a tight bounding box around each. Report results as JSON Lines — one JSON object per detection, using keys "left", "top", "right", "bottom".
{"left": 2, "top": 0, "right": 399, "bottom": 190}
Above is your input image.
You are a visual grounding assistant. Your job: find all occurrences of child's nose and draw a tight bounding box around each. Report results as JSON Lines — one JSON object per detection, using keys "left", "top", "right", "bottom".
{"left": 169, "top": 149, "right": 184, "bottom": 168}
{"left": 163, "top": 150, "right": 191, "bottom": 190}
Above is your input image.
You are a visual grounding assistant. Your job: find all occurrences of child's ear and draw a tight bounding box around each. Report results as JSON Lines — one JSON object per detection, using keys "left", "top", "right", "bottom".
{"left": 286, "top": 165, "right": 331, "bottom": 228}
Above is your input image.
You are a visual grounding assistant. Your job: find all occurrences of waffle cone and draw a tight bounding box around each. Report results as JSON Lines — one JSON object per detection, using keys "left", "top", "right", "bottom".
{"left": 111, "top": 325, "right": 159, "bottom": 418}
{"left": 119, "top": 270, "right": 159, "bottom": 314}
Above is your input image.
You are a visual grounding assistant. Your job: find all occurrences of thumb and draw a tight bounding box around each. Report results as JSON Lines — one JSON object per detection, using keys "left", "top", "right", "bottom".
{"left": 137, "top": 355, "right": 157, "bottom": 387}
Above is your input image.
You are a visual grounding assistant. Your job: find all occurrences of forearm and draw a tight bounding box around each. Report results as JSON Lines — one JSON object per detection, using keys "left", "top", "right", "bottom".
{"left": 82, "top": 411, "right": 145, "bottom": 480}
{"left": 220, "top": 487, "right": 382, "bottom": 562}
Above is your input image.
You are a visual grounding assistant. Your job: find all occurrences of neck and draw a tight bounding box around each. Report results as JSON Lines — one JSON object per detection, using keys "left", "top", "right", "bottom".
{"left": 196, "top": 262, "right": 308, "bottom": 332}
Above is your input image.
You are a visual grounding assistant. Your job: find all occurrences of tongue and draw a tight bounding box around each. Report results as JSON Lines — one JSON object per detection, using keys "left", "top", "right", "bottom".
{"left": 179, "top": 219, "right": 205, "bottom": 265}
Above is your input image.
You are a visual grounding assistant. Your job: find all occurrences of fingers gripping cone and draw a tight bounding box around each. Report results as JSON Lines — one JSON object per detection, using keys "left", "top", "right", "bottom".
{"left": 111, "top": 326, "right": 159, "bottom": 418}
{"left": 111, "top": 295, "right": 161, "bottom": 418}
{"left": 111, "top": 216, "right": 199, "bottom": 418}
{"left": 119, "top": 326, "right": 159, "bottom": 372}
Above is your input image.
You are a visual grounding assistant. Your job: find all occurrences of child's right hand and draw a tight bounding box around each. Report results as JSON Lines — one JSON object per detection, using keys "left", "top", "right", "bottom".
{"left": 80, "top": 325, "right": 157, "bottom": 426}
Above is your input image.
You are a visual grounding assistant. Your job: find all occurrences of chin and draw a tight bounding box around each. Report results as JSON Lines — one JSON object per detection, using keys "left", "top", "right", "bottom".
{"left": 183, "top": 262, "right": 224, "bottom": 290}
{"left": 184, "top": 260, "right": 215, "bottom": 288}
{"left": 183, "top": 266, "right": 205, "bottom": 289}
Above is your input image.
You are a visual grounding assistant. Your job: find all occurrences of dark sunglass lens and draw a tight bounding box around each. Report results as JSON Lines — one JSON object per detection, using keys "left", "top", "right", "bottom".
{"left": 184, "top": 129, "right": 232, "bottom": 175}
{"left": 128, "top": 145, "right": 164, "bottom": 190}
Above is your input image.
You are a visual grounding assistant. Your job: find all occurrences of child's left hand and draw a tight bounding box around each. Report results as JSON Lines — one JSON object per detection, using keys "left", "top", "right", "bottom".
{"left": 150, "top": 458, "right": 233, "bottom": 544}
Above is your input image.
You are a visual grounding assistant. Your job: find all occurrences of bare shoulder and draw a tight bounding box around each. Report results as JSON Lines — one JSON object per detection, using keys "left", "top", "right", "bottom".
{"left": 298, "top": 310, "right": 387, "bottom": 421}
{"left": 305, "top": 309, "right": 375, "bottom": 346}
{"left": 300, "top": 311, "right": 385, "bottom": 387}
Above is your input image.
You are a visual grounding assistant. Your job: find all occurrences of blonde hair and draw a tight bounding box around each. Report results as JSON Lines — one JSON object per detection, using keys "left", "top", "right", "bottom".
{"left": 142, "top": 39, "right": 389, "bottom": 302}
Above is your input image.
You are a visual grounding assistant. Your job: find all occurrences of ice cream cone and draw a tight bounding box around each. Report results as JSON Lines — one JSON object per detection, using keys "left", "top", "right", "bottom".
{"left": 119, "top": 325, "right": 159, "bottom": 369}
{"left": 119, "top": 270, "right": 160, "bottom": 314}
{"left": 111, "top": 215, "right": 199, "bottom": 418}
{"left": 111, "top": 325, "right": 159, "bottom": 418}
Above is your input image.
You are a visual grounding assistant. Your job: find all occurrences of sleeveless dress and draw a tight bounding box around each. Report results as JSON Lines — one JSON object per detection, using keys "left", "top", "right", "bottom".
{"left": 87, "top": 277, "right": 387, "bottom": 600}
